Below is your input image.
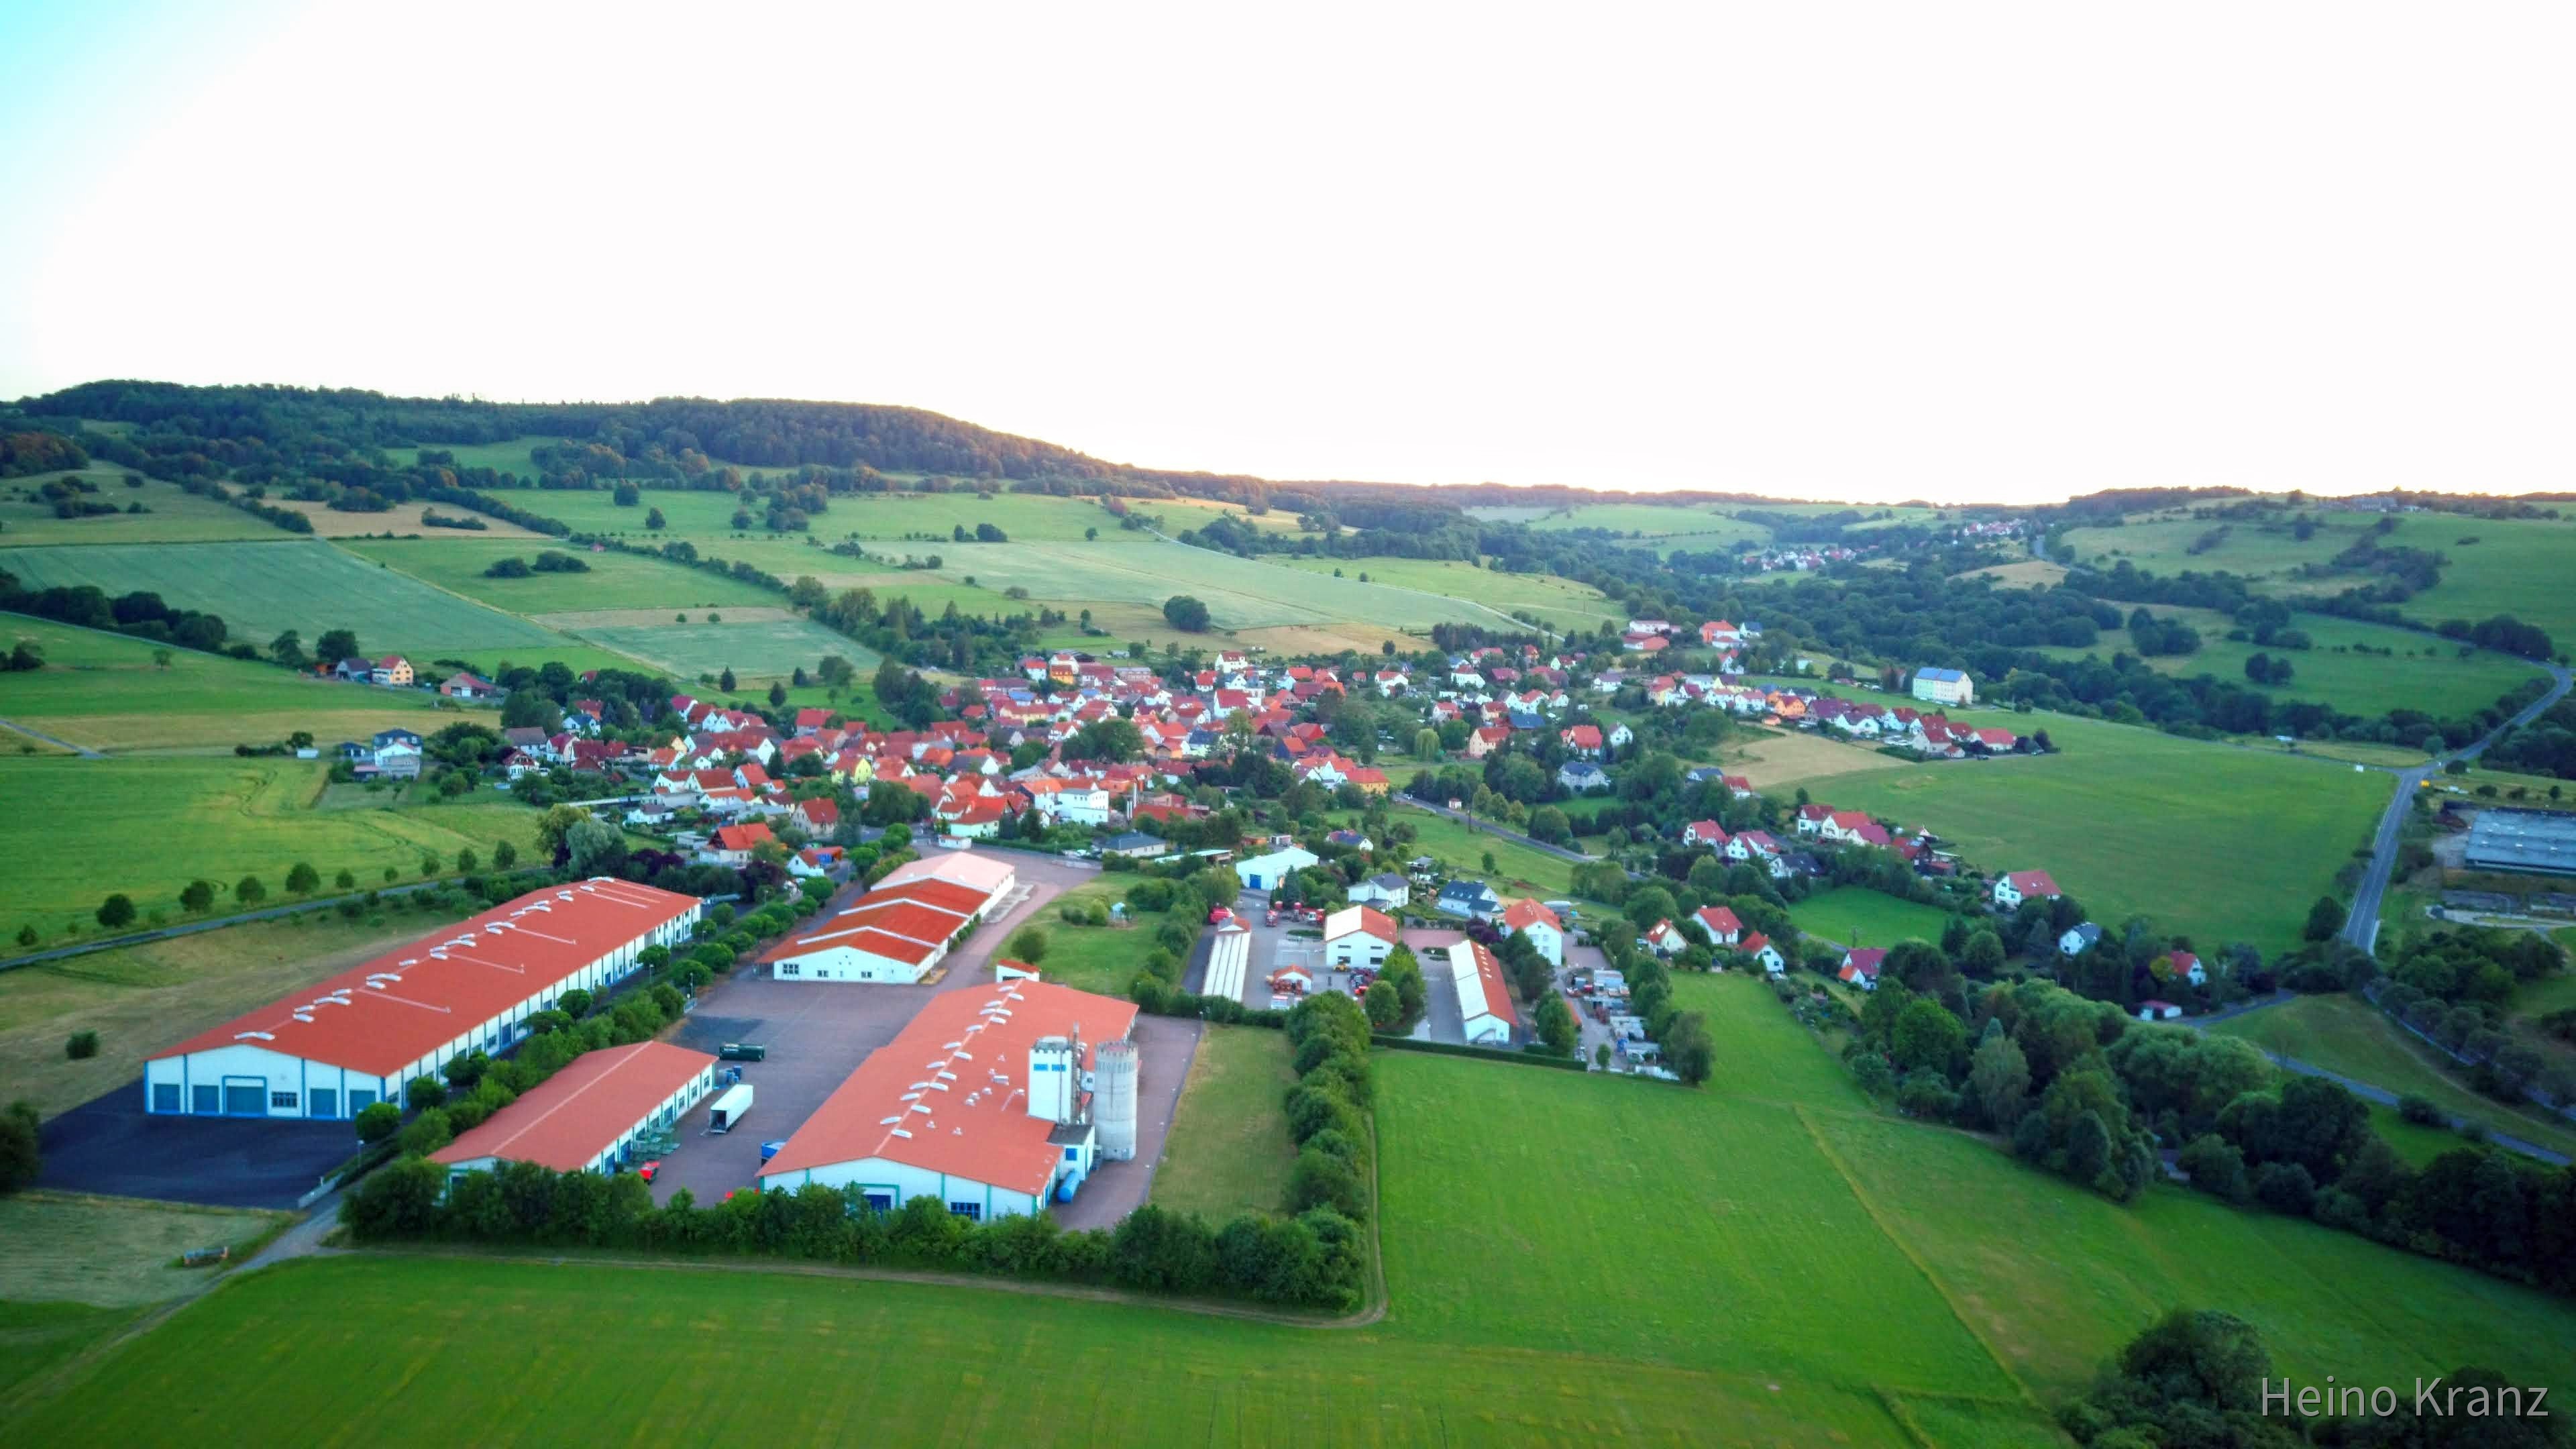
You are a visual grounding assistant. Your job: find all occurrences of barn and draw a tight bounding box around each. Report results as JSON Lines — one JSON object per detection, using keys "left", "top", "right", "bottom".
{"left": 145, "top": 880, "right": 702, "bottom": 1121}
{"left": 755, "top": 979, "right": 1140, "bottom": 1220}
{"left": 430, "top": 1041, "right": 718, "bottom": 1181}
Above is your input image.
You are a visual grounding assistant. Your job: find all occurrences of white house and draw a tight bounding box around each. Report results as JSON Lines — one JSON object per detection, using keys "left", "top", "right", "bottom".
{"left": 2059, "top": 922, "right": 2103, "bottom": 957}
{"left": 431, "top": 1042, "right": 717, "bottom": 1181}
{"left": 145, "top": 881, "right": 701, "bottom": 1121}
{"left": 1741, "top": 932, "right": 1784, "bottom": 975}
{"left": 1693, "top": 905, "right": 1742, "bottom": 947}
{"left": 1234, "top": 846, "right": 1320, "bottom": 892}
{"left": 1321, "top": 906, "right": 1399, "bottom": 970}
{"left": 1911, "top": 667, "right": 1974, "bottom": 706}
{"left": 1991, "top": 869, "right": 2061, "bottom": 909}
{"left": 1498, "top": 898, "right": 1564, "bottom": 967}
{"left": 755, "top": 981, "right": 1140, "bottom": 1220}
{"left": 1348, "top": 873, "right": 1411, "bottom": 909}
{"left": 2137, "top": 1000, "right": 2184, "bottom": 1022}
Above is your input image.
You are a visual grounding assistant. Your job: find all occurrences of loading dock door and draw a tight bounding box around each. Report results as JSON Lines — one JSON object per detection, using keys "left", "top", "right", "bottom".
{"left": 223, "top": 1081, "right": 266, "bottom": 1116}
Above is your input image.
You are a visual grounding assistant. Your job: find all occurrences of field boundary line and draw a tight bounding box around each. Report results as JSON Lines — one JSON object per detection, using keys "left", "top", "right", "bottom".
{"left": 1793, "top": 1104, "right": 2045, "bottom": 1415}
{"left": 331, "top": 1242, "right": 1393, "bottom": 1330}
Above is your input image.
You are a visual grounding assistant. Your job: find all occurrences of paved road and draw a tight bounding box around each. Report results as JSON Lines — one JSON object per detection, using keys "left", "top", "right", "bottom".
{"left": 0, "top": 716, "right": 105, "bottom": 757}
{"left": 2341, "top": 662, "right": 2572, "bottom": 953}
{"left": 0, "top": 869, "right": 557, "bottom": 974}
{"left": 2259, "top": 1052, "right": 2571, "bottom": 1167}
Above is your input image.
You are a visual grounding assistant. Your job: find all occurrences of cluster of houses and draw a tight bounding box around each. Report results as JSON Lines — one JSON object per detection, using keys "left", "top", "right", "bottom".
{"left": 1738, "top": 544, "right": 1862, "bottom": 573}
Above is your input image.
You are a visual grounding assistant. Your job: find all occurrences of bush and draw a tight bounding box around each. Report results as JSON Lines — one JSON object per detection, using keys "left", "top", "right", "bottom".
{"left": 1004, "top": 926, "right": 1049, "bottom": 963}
{"left": 1124, "top": 878, "right": 1175, "bottom": 912}
{"left": 396, "top": 1108, "right": 453, "bottom": 1157}
{"left": 2397, "top": 1093, "right": 2445, "bottom": 1126}
{"left": 353, "top": 1101, "right": 402, "bottom": 1144}
{"left": 2253, "top": 1160, "right": 2316, "bottom": 1216}
{"left": 405, "top": 1075, "right": 449, "bottom": 1111}
{"left": 1285, "top": 1146, "right": 1368, "bottom": 1218}
{"left": 2176, "top": 1133, "right": 2251, "bottom": 1204}
{"left": 557, "top": 988, "right": 593, "bottom": 1019}
{"left": 64, "top": 1030, "right": 99, "bottom": 1061}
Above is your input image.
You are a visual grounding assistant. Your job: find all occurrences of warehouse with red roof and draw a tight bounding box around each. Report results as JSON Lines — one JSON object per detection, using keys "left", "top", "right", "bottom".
{"left": 431, "top": 1041, "right": 717, "bottom": 1179}
{"left": 763, "top": 874, "right": 996, "bottom": 983}
{"left": 755, "top": 977, "right": 1139, "bottom": 1219}
{"left": 145, "top": 879, "right": 702, "bottom": 1121}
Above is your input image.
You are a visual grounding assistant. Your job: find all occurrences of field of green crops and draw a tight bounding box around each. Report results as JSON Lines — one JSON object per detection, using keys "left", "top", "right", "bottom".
{"left": 566, "top": 616, "right": 878, "bottom": 682}
{"left": 0, "top": 755, "right": 541, "bottom": 943}
{"left": 339, "top": 539, "right": 785, "bottom": 614}
{"left": 1274, "top": 555, "right": 1623, "bottom": 631}
{"left": 0, "top": 541, "right": 576, "bottom": 663}
{"left": 1784, "top": 708, "right": 2388, "bottom": 952}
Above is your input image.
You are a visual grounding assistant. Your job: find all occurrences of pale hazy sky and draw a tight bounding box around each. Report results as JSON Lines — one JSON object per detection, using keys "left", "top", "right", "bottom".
{"left": 2, "top": 2, "right": 2569, "bottom": 504}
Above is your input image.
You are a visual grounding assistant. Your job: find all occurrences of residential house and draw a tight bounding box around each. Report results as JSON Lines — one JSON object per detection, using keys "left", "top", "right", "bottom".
{"left": 702, "top": 822, "right": 777, "bottom": 867}
{"left": 1348, "top": 873, "right": 1411, "bottom": 909}
{"left": 1556, "top": 761, "right": 1609, "bottom": 793}
{"left": 1099, "top": 832, "right": 1169, "bottom": 860}
{"left": 1693, "top": 905, "right": 1741, "bottom": 946}
{"left": 1741, "top": 932, "right": 1784, "bottom": 975}
{"left": 438, "top": 671, "right": 496, "bottom": 702}
{"left": 1320, "top": 906, "right": 1399, "bottom": 971}
{"left": 1643, "top": 919, "right": 1688, "bottom": 957}
{"left": 1498, "top": 898, "right": 1564, "bottom": 967}
{"left": 2059, "top": 922, "right": 2103, "bottom": 957}
{"left": 371, "top": 655, "right": 414, "bottom": 687}
{"left": 1839, "top": 947, "right": 1886, "bottom": 990}
{"left": 1434, "top": 879, "right": 1501, "bottom": 920}
{"left": 1559, "top": 724, "right": 1604, "bottom": 757}
{"left": 2136, "top": 1000, "right": 2184, "bottom": 1022}
{"left": 1911, "top": 667, "right": 1974, "bottom": 706}
{"left": 1992, "top": 869, "right": 2062, "bottom": 909}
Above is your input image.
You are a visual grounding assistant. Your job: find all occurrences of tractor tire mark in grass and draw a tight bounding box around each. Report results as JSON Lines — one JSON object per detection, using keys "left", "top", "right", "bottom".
{"left": 1794, "top": 1105, "right": 2044, "bottom": 1414}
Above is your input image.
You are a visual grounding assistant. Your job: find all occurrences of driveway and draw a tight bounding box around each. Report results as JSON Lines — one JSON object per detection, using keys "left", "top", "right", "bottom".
{"left": 1400, "top": 928, "right": 1470, "bottom": 1044}
{"left": 649, "top": 856, "right": 1085, "bottom": 1205}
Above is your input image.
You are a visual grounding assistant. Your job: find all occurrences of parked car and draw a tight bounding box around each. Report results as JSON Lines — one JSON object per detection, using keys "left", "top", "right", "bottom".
{"left": 637, "top": 1160, "right": 661, "bottom": 1183}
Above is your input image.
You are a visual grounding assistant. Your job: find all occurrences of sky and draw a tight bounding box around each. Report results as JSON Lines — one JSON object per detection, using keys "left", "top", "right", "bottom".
{"left": 1, "top": 1, "right": 2569, "bottom": 505}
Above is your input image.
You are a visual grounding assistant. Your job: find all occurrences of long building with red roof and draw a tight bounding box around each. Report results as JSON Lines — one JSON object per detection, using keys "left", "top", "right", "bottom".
{"left": 146, "top": 879, "right": 702, "bottom": 1122}
{"left": 431, "top": 1041, "right": 717, "bottom": 1177}
{"left": 756, "top": 977, "right": 1139, "bottom": 1220}
{"left": 763, "top": 873, "right": 999, "bottom": 983}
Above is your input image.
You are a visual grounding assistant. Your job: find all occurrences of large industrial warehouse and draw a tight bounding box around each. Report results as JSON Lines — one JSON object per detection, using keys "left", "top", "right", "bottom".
{"left": 763, "top": 852, "right": 1020, "bottom": 983}
{"left": 755, "top": 977, "right": 1139, "bottom": 1219}
{"left": 2463, "top": 807, "right": 2576, "bottom": 877}
{"left": 145, "top": 879, "right": 703, "bottom": 1121}
{"left": 431, "top": 1040, "right": 718, "bottom": 1181}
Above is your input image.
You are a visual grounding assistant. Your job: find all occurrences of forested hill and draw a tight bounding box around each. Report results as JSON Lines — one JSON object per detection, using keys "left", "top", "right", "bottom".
{"left": 14, "top": 379, "right": 1837, "bottom": 515}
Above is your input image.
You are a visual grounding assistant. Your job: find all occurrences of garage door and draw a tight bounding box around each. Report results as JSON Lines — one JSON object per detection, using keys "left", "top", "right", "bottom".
{"left": 223, "top": 1082, "right": 266, "bottom": 1116}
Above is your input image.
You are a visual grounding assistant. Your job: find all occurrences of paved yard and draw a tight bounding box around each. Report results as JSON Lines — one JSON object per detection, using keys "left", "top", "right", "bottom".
{"left": 37, "top": 1087, "right": 353, "bottom": 1209}
{"left": 650, "top": 855, "right": 1089, "bottom": 1206}
{"left": 1401, "top": 927, "right": 1470, "bottom": 1045}
{"left": 1051, "top": 1010, "right": 1204, "bottom": 1231}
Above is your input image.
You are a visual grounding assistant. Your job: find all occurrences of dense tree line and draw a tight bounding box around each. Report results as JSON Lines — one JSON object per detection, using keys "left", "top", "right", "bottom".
{"left": 0, "top": 568, "right": 235, "bottom": 655}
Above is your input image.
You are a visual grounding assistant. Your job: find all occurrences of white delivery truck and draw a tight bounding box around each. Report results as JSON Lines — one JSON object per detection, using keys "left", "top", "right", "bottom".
{"left": 706, "top": 1083, "right": 754, "bottom": 1134}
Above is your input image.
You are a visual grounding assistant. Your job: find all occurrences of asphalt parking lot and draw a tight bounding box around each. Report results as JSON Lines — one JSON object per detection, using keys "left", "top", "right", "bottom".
{"left": 648, "top": 853, "right": 1086, "bottom": 1204}
{"left": 38, "top": 1086, "right": 353, "bottom": 1209}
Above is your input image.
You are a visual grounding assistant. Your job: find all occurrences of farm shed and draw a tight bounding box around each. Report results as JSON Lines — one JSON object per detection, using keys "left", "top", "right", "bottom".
{"left": 146, "top": 880, "right": 702, "bottom": 1122}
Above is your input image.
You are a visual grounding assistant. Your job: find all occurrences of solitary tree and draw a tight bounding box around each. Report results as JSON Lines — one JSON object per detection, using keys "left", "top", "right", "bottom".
{"left": 646, "top": 506, "right": 667, "bottom": 530}
{"left": 96, "top": 894, "right": 138, "bottom": 930}
{"left": 178, "top": 879, "right": 216, "bottom": 914}
{"left": 1161, "top": 595, "right": 1212, "bottom": 633}
{"left": 767, "top": 680, "right": 788, "bottom": 708}
{"left": 455, "top": 848, "right": 478, "bottom": 874}
{"left": 492, "top": 841, "right": 518, "bottom": 870}
{"left": 285, "top": 862, "right": 321, "bottom": 895}
{"left": 235, "top": 876, "right": 268, "bottom": 906}
{"left": 719, "top": 666, "right": 738, "bottom": 693}
{"left": 2302, "top": 895, "right": 2347, "bottom": 942}
{"left": 335, "top": 868, "right": 356, "bottom": 890}
{"left": 352, "top": 1101, "right": 402, "bottom": 1145}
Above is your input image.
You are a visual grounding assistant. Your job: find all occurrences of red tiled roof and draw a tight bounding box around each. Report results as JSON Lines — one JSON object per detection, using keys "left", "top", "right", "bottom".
{"left": 431, "top": 1041, "right": 714, "bottom": 1173}
{"left": 1695, "top": 906, "right": 1741, "bottom": 937}
{"left": 714, "top": 822, "right": 775, "bottom": 852}
{"left": 1500, "top": 898, "right": 1560, "bottom": 931}
{"left": 155, "top": 881, "right": 700, "bottom": 1077}
{"left": 758, "top": 980, "right": 1138, "bottom": 1193}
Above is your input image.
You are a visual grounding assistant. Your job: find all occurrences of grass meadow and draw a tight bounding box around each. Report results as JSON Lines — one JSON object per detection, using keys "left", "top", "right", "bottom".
{"left": 2208, "top": 994, "right": 2576, "bottom": 1159}
{"left": 568, "top": 616, "right": 878, "bottom": 682}
{"left": 2393, "top": 514, "right": 2576, "bottom": 656}
{"left": 0, "top": 906, "right": 490, "bottom": 1118}
{"left": 1786, "top": 886, "right": 1957, "bottom": 949}
{"left": 0, "top": 1193, "right": 289, "bottom": 1307}
{"left": 1786, "top": 708, "right": 2388, "bottom": 952}
{"left": 0, "top": 756, "right": 541, "bottom": 945}
{"left": 1275, "top": 555, "right": 1624, "bottom": 631}
{"left": 0, "top": 615, "right": 480, "bottom": 754}
{"left": 1368, "top": 806, "right": 1583, "bottom": 900}
{"left": 1149, "top": 1024, "right": 1298, "bottom": 1224}
{"left": 0, "top": 470, "right": 288, "bottom": 547}
{"left": 2035, "top": 605, "right": 2547, "bottom": 720}
{"left": 1525, "top": 501, "right": 1774, "bottom": 549}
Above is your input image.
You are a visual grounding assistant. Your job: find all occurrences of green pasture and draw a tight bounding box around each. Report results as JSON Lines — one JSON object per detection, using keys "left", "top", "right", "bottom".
{"left": 1523, "top": 501, "right": 1773, "bottom": 549}
{"left": 0, "top": 755, "right": 542, "bottom": 944}
{"left": 1786, "top": 709, "right": 2387, "bottom": 952}
{"left": 0, "top": 541, "right": 580, "bottom": 665}
{"left": 2394, "top": 515, "right": 2576, "bottom": 659}
{"left": 566, "top": 616, "right": 879, "bottom": 683}
{"left": 0, "top": 614, "right": 480, "bottom": 754}
{"left": 339, "top": 539, "right": 784, "bottom": 614}
{"left": 1274, "top": 555, "right": 1623, "bottom": 631}
{"left": 1150, "top": 1024, "right": 1299, "bottom": 1224}
{"left": 2035, "top": 605, "right": 2548, "bottom": 720}
{"left": 1786, "top": 886, "right": 1957, "bottom": 950}
{"left": 1368, "top": 807, "right": 1582, "bottom": 900}
{"left": 522, "top": 487, "right": 1133, "bottom": 546}
{"left": 0, "top": 470, "right": 288, "bottom": 547}
{"left": 2208, "top": 994, "right": 2576, "bottom": 1159}
{"left": 2059, "top": 512, "right": 2372, "bottom": 582}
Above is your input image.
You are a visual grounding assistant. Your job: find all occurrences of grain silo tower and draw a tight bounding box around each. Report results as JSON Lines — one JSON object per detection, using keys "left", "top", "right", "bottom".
{"left": 1094, "top": 1038, "right": 1140, "bottom": 1161}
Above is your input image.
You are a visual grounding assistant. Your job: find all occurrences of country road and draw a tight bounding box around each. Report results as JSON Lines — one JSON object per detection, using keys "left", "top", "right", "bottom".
{"left": 0, "top": 717, "right": 105, "bottom": 758}
{"left": 2340, "top": 662, "right": 2572, "bottom": 952}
